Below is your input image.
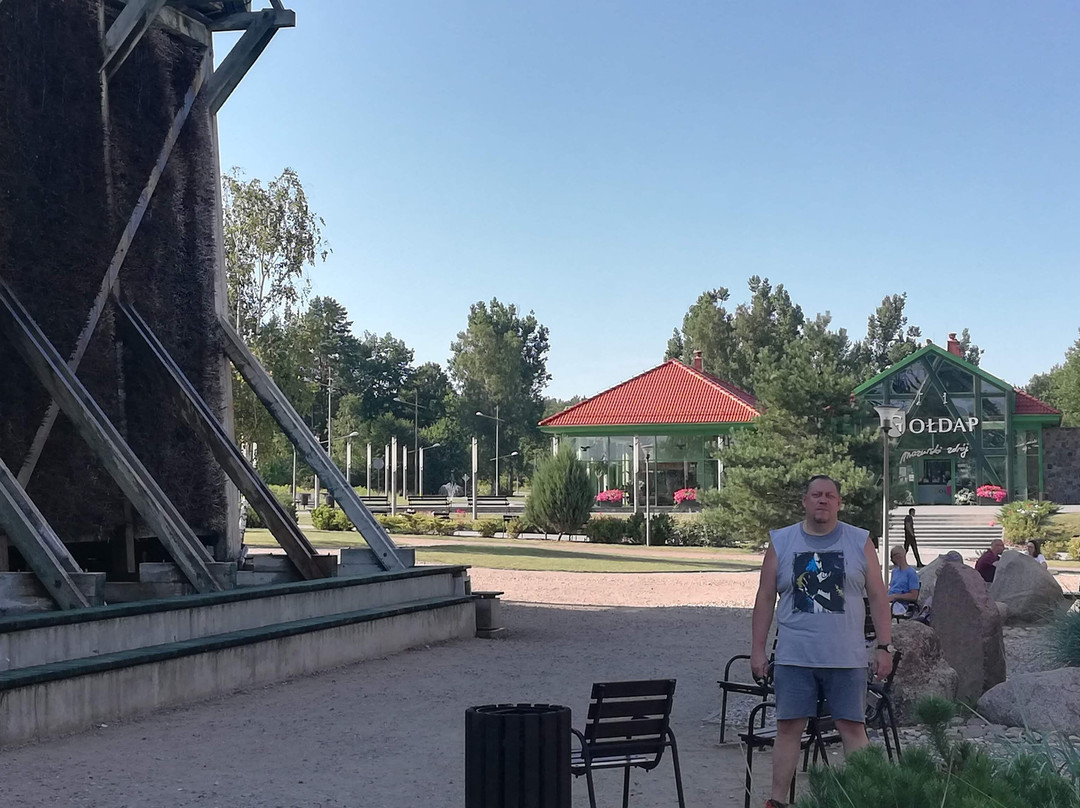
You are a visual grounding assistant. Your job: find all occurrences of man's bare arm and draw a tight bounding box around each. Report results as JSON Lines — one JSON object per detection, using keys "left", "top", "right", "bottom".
{"left": 750, "top": 545, "right": 778, "bottom": 679}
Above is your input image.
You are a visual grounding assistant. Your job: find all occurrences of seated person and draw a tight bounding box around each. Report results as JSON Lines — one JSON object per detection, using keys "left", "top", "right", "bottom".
{"left": 1026, "top": 539, "right": 1048, "bottom": 568}
{"left": 888, "top": 546, "right": 920, "bottom": 617}
{"left": 976, "top": 539, "right": 1005, "bottom": 583}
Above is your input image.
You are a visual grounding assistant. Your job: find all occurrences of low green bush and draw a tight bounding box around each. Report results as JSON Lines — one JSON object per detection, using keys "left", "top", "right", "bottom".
{"left": 476, "top": 518, "right": 503, "bottom": 538}
{"left": 798, "top": 696, "right": 1080, "bottom": 807}
{"left": 245, "top": 485, "right": 298, "bottom": 529}
{"left": 585, "top": 516, "right": 629, "bottom": 544}
{"left": 646, "top": 513, "right": 676, "bottom": 546}
{"left": 999, "top": 499, "right": 1061, "bottom": 543}
{"left": 1069, "top": 536, "right": 1080, "bottom": 561}
{"left": 376, "top": 514, "right": 412, "bottom": 533}
{"left": 624, "top": 512, "right": 644, "bottom": 544}
{"left": 433, "top": 517, "right": 458, "bottom": 536}
{"left": 311, "top": 505, "right": 352, "bottom": 531}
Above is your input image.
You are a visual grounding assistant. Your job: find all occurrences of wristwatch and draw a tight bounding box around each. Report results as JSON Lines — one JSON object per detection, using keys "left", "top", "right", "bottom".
{"left": 876, "top": 643, "right": 894, "bottom": 653}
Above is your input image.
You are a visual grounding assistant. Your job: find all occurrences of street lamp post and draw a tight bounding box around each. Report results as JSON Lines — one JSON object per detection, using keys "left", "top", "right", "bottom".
{"left": 640, "top": 443, "right": 654, "bottom": 546}
{"left": 418, "top": 443, "right": 442, "bottom": 496}
{"left": 475, "top": 405, "right": 503, "bottom": 496}
{"left": 343, "top": 431, "right": 359, "bottom": 486}
{"left": 873, "top": 405, "right": 905, "bottom": 584}
{"left": 394, "top": 393, "right": 430, "bottom": 495}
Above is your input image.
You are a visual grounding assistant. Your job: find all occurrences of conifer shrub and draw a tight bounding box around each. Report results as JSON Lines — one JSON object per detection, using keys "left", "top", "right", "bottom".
{"left": 312, "top": 505, "right": 352, "bottom": 531}
{"left": 524, "top": 448, "right": 593, "bottom": 538}
{"left": 797, "top": 696, "right": 1080, "bottom": 807}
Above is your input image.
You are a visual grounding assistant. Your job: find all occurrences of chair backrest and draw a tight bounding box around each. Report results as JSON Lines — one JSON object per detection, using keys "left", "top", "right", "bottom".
{"left": 583, "top": 680, "right": 676, "bottom": 763}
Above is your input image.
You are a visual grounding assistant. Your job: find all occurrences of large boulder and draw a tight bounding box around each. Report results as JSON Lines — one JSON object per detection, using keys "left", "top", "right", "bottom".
{"left": 891, "top": 620, "right": 959, "bottom": 725}
{"left": 917, "top": 551, "right": 964, "bottom": 606}
{"left": 977, "top": 668, "right": 1080, "bottom": 733}
{"left": 932, "top": 562, "right": 1007, "bottom": 703}
{"left": 989, "top": 550, "right": 1067, "bottom": 625}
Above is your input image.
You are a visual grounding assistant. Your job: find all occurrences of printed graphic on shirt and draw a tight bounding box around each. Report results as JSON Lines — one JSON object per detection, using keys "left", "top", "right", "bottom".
{"left": 792, "top": 551, "right": 845, "bottom": 614}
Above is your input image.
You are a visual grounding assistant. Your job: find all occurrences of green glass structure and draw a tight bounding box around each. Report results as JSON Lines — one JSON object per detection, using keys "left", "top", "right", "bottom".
{"left": 853, "top": 343, "right": 1061, "bottom": 505}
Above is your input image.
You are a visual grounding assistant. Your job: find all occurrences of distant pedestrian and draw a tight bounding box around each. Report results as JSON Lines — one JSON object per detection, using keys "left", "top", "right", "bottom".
{"left": 903, "top": 507, "right": 924, "bottom": 567}
{"left": 1026, "top": 540, "right": 1047, "bottom": 568}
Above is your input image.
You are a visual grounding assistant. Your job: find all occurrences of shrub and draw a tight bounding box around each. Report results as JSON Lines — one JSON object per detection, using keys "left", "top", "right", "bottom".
{"left": 1043, "top": 539, "right": 1068, "bottom": 558}
{"left": 408, "top": 512, "right": 439, "bottom": 535}
{"left": 672, "top": 508, "right": 736, "bottom": 547}
{"left": 1069, "top": 536, "right": 1080, "bottom": 561}
{"left": 695, "top": 488, "right": 723, "bottom": 509}
{"left": 624, "top": 512, "right": 644, "bottom": 544}
{"left": 645, "top": 513, "right": 676, "bottom": 546}
{"left": 245, "top": 485, "right": 298, "bottom": 529}
{"left": 1050, "top": 610, "right": 1080, "bottom": 668}
{"left": 505, "top": 518, "right": 538, "bottom": 539}
{"left": 376, "top": 514, "right": 412, "bottom": 533}
{"left": 311, "top": 505, "right": 352, "bottom": 531}
{"left": 999, "top": 500, "right": 1061, "bottom": 543}
{"left": 433, "top": 517, "right": 458, "bottom": 536}
{"left": 524, "top": 448, "right": 593, "bottom": 537}
{"left": 476, "top": 518, "right": 503, "bottom": 538}
{"left": 585, "top": 516, "right": 628, "bottom": 544}
{"left": 798, "top": 695, "right": 1080, "bottom": 808}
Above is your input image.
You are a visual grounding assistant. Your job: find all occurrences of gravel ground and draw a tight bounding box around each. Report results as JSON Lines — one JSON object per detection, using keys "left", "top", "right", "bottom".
{"left": 2, "top": 567, "right": 1077, "bottom": 808}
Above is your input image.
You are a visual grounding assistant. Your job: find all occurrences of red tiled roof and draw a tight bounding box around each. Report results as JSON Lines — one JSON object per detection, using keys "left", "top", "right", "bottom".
{"left": 540, "top": 360, "right": 760, "bottom": 428}
{"left": 1013, "top": 388, "right": 1060, "bottom": 416}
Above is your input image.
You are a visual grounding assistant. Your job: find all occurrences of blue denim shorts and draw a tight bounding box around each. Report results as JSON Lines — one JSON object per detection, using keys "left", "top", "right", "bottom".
{"left": 773, "top": 665, "right": 867, "bottom": 723}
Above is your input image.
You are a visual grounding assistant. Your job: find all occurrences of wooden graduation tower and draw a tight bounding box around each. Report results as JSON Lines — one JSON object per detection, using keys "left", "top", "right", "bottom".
{"left": 0, "top": 0, "right": 405, "bottom": 613}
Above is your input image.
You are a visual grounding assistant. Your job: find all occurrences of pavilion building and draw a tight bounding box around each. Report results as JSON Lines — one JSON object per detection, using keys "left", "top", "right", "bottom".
{"left": 539, "top": 352, "right": 761, "bottom": 506}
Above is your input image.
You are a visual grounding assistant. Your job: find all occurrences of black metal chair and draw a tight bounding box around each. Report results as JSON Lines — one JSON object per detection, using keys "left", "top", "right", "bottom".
{"left": 570, "top": 679, "right": 685, "bottom": 808}
{"left": 717, "top": 635, "right": 777, "bottom": 743}
{"left": 739, "top": 651, "right": 904, "bottom": 808}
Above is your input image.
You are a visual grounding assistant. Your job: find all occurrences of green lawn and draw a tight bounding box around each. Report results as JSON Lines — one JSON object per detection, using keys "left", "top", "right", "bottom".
{"left": 1048, "top": 512, "right": 1080, "bottom": 539}
{"left": 242, "top": 529, "right": 758, "bottom": 573}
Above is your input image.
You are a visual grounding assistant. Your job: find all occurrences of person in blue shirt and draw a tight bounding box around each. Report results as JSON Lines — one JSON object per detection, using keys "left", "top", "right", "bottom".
{"left": 888, "top": 546, "right": 921, "bottom": 617}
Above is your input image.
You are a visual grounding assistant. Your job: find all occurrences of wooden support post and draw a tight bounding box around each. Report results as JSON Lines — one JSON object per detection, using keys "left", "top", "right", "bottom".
{"left": 117, "top": 301, "right": 328, "bottom": 580}
{"left": 218, "top": 316, "right": 406, "bottom": 571}
{"left": 0, "top": 283, "right": 223, "bottom": 593}
{"left": 0, "top": 456, "right": 91, "bottom": 609}
{"left": 204, "top": 9, "right": 295, "bottom": 114}
{"left": 17, "top": 54, "right": 212, "bottom": 489}
{"left": 101, "top": 0, "right": 170, "bottom": 80}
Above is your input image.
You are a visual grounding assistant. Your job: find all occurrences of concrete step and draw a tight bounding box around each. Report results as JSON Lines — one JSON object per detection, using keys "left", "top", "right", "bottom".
{"left": 0, "top": 593, "right": 475, "bottom": 746}
{"left": 0, "top": 565, "right": 466, "bottom": 673}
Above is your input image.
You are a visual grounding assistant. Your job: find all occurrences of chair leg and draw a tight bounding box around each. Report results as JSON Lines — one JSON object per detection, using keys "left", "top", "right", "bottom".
{"left": 622, "top": 765, "right": 631, "bottom": 808}
{"left": 668, "top": 732, "right": 687, "bottom": 808}
{"left": 744, "top": 741, "right": 755, "bottom": 808}
{"left": 720, "top": 691, "right": 729, "bottom": 743}
{"left": 585, "top": 765, "right": 598, "bottom": 808}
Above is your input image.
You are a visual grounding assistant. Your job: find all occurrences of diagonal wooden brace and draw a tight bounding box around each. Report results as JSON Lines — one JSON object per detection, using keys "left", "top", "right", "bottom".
{"left": 217, "top": 316, "right": 406, "bottom": 572}
{"left": 0, "top": 457, "right": 90, "bottom": 610}
{"left": 116, "top": 299, "right": 329, "bottom": 580}
{"left": 204, "top": 8, "right": 295, "bottom": 114}
{"left": 0, "top": 283, "right": 223, "bottom": 594}
{"left": 101, "top": 0, "right": 170, "bottom": 80}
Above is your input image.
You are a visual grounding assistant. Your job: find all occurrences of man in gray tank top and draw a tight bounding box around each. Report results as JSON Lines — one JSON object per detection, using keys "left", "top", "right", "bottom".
{"left": 750, "top": 475, "right": 893, "bottom": 808}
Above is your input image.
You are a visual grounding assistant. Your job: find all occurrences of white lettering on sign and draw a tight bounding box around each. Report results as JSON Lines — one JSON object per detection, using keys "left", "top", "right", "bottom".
{"left": 905, "top": 416, "right": 978, "bottom": 435}
{"left": 899, "top": 443, "right": 971, "bottom": 464}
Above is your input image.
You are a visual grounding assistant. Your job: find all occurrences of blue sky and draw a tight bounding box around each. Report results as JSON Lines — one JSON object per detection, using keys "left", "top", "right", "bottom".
{"left": 217, "top": 1, "right": 1080, "bottom": 399}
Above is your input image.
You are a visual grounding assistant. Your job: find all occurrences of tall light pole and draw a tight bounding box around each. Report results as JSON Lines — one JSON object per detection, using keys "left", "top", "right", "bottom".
{"left": 490, "top": 451, "right": 519, "bottom": 494}
{"left": 642, "top": 445, "right": 654, "bottom": 547}
{"left": 873, "top": 405, "right": 905, "bottom": 583}
{"left": 419, "top": 443, "right": 442, "bottom": 496}
{"left": 343, "top": 431, "right": 359, "bottom": 486}
{"left": 395, "top": 393, "right": 430, "bottom": 495}
{"left": 475, "top": 405, "right": 503, "bottom": 495}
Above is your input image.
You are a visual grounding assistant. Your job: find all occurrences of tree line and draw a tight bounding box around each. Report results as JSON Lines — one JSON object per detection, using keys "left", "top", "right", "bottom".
{"left": 224, "top": 168, "right": 551, "bottom": 494}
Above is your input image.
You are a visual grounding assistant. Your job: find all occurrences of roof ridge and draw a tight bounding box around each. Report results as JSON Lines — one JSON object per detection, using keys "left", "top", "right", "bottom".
{"left": 538, "top": 359, "right": 683, "bottom": 426}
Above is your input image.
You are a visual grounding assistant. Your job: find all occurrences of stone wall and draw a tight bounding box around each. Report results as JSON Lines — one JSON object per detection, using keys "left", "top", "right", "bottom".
{"left": 1044, "top": 427, "right": 1080, "bottom": 505}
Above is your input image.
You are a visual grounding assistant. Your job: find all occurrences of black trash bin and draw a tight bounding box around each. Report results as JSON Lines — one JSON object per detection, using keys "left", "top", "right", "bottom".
{"left": 465, "top": 703, "right": 571, "bottom": 808}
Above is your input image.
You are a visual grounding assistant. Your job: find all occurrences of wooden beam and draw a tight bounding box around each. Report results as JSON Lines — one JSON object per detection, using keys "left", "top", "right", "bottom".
{"left": 17, "top": 54, "right": 212, "bottom": 490}
{"left": 207, "top": 7, "right": 294, "bottom": 32}
{"left": 0, "top": 457, "right": 91, "bottom": 610}
{"left": 0, "top": 284, "right": 224, "bottom": 594}
{"left": 116, "top": 300, "right": 328, "bottom": 580}
{"left": 102, "top": 0, "right": 171, "bottom": 80}
{"left": 205, "top": 9, "right": 294, "bottom": 114}
{"left": 217, "top": 316, "right": 407, "bottom": 571}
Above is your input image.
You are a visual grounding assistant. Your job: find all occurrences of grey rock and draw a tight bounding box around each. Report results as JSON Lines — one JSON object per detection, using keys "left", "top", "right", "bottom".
{"left": 932, "top": 562, "right": 1007, "bottom": 703}
{"left": 891, "top": 620, "right": 959, "bottom": 725}
{"left": 978, "top": 669, "right": 1080, "bottom": 732}
{"left": 990, "top": 550, "right": 1067, "bottom": 625}
{"left": 917, "top": 551, "right": 964, "bottom": 606}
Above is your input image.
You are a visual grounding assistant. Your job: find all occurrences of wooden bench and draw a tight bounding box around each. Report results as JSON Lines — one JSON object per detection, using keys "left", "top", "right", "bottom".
{"left": 358, "top": 495, "right": 389, "bottom": 515}
{"left": 407, "top": 495, "right": 451, "bottom": 517}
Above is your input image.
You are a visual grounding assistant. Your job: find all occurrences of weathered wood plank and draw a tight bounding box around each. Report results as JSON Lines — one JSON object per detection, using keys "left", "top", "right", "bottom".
{"left": 218, "top": 316, "right": 407, "bottom": 571}
{"left": 102, "top": 0, "right": 170, "bottom": 79}
{"left": 0, "top": 572, "right": 106, "bottom": 616}
{"left": 0, "top": 283, "right": 223, "bottom": 594}
{"left": 138, "top": 562, "right": 236, "bottom": 588}
{"left": 204, "top": 9, "right": 294, "bottom": 114}
{"left": 117, "top": 301, "right": 327, "bottom": 580}
{"left": 0, "top": 457, "right": 90, "bottom": 609}
{"left": 103, "top": 581, "right": 193, "bottom": 603}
